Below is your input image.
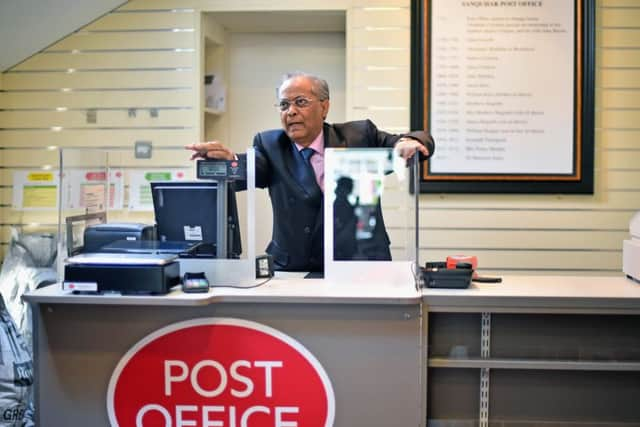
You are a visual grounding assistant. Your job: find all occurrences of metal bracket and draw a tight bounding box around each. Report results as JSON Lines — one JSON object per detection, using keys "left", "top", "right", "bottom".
{"left": 479, "top": 312, "right": 491, "bottom": 427}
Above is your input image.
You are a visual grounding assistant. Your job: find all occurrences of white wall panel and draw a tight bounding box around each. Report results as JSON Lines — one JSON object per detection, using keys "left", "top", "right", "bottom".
{"left": 599, "top": 8, "right": 640, "bottom": 28}
{"left": 48, "top": 32, "right": 195, "bottom": 51}
{"left": 599, "top": 70, "right": 640, "bottom": 89}
{"left": 83, "top": 12, "right": 195, "bottom": 31}
{"left": 352, "top": 49, "right": 410, "bottom": 67}
{"left": 351, "top": 7, "right": 410, "bottom": 28}
{"left": 3, "top": 71, "right": 193, "bottom": 90}
{"left": 416, "top": 192, "right": 639, "bottom": 211}
{"left": 12, "top": 51, "right": 194, "bottom": 71}
{"left": 599, "top": 28, "right": 640, "bottom": 47}
{"left": 598, "top": 89, "right": 640, "bottom": 110}
{"left": 351, "top": 69, "right": 409, "bottom": 91}
{"left": 351, "top": 29, "right": 411, "bottom": 48}
{"left": 0, "top": 129, "right": 196, "bottom": 148}
{"left": 422, "top": 250, "right": 621, "bottom": 272}
{"left": 598, "top": 129, "right": 640, "bottom": 149}
{"left": 0, "top": 110, "right": 194, "bottom": 128}
{"left": 598, "top": 50, "right": 640, "bottom": 68}
{"left": 352, "top": 87, "right": 409, "bottom": 107}
{"left": 1, "top": 90, "right": 194, "bottom": 110}
{"left": 0, "top": 149, "right": 190, "bottom": 168}
{"left": 386, "top": 229, "right": 627, "bottom": 251}
{"left": 388, "top": 208, "right": 633, "bottom": 230}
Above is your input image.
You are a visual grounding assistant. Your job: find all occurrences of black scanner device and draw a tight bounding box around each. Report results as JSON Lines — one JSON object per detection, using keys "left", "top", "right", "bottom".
{"left": 83, "top": 223, "right": 155, "bottom": 253}
{"left": 422, "top": 261, "right": 473, "bottom": 289}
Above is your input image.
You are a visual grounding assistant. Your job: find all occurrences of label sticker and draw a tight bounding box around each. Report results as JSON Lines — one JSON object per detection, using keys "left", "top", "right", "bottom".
{"left": 183, "top": 226, "right": 203, "bottom": 241}
{"left": 62, "top": 281, "right": 98, "bottom": 292}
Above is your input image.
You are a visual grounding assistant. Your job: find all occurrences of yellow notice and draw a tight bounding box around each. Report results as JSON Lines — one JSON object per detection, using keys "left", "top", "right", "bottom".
{"left": 27, "top": 172, "right": 54, "bottom": 181}
{"left": 23, "top": 185, "right": 57, "bottom": 208}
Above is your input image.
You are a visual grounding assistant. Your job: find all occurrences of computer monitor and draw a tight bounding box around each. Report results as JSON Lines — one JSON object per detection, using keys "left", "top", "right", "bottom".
{"left": 150, "top": 181, "right": 241, "bottom": 258}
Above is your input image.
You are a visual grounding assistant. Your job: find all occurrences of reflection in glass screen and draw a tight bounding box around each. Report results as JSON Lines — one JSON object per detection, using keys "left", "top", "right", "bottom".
{"left": 332, "top": 149, "right": 394, "bottom": 261}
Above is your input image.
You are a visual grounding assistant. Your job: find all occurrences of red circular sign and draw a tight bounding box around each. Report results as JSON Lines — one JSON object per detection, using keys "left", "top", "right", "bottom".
{"left": 107, "top": 318, "right": 335, "bottom": 427}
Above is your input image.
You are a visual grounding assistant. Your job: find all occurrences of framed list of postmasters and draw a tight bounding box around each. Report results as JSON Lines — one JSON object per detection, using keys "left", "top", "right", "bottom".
{"left": 411, "top": 0, "right": 595, "bottom": 193}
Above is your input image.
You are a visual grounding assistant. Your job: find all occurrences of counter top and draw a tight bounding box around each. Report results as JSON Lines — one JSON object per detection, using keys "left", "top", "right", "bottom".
{"left": 23, "top": 271, "right": 421, "bottom": 306}
{"left": 24, "top": 272, "right": 640, "bottom": 313}
{"left": 423, "top": 275, "right": 640, "bottom": 314}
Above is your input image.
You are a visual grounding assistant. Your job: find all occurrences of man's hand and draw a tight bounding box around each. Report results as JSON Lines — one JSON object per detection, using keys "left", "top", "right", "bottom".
{"left": 185, "top": 141, "right": 235, "bottom": 161}
{"left": 394, "top": 137, "right": 430, "bottom": 161}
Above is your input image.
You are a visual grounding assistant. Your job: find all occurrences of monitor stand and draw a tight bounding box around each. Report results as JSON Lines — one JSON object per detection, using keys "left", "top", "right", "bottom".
{"left": 186, "top": 242, "right": 217, "bottom": 258}
{"left": 304, "top": 271, "right": 324, "bottom": 279}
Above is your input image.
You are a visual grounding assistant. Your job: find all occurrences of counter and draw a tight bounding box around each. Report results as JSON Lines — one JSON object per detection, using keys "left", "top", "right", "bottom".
{"left": 25, "top": 271, "right": 422, "bottom": 427}
{"left": 24, "top": 273, "right": 640, "bottom": 426}
{"left": 422, "top": 275, "right": 640, "bottom": 426}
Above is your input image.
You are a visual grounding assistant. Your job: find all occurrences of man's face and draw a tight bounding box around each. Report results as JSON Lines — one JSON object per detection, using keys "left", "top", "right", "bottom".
{"left": 278, "top": 76, "right": 329, "bottom": 146}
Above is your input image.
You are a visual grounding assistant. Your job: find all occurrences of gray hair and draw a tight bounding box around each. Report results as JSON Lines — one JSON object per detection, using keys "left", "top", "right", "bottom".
{"left": 278, "top": 71, "right": 330, "bottom": 101}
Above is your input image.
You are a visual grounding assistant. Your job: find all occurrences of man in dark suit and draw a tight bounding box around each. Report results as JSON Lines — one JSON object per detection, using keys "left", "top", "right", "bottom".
{"left": 186, "top": 72, "right": 434, "bottom": 272}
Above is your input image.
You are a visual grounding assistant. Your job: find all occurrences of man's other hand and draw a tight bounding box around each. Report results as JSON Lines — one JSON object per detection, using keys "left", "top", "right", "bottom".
{"left": 185, "top": 141, "right": 235, "bottom": 161}
{"left": 394, "top": 137, "right": 430, "bottom": 162}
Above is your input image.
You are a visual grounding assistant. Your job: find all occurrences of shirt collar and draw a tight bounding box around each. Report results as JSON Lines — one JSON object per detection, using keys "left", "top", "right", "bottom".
{"left": 294, "top": 130, "right": 324, "bottom": 155}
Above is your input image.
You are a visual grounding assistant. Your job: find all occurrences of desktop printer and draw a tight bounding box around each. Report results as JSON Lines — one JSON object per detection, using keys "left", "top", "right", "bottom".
{"left": 63, "top": 253, "right": 179, "bottom": 294}
{"left": 83, "top": 223, "right": 155, "bottom": 253}
{"left": 623, "top": 211, "right": 640, "bottom": 282}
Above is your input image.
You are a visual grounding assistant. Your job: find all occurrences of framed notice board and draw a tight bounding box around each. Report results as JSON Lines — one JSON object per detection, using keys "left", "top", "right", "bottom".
{"left": 411, "top": 0, "right": 595, "bottom": 193}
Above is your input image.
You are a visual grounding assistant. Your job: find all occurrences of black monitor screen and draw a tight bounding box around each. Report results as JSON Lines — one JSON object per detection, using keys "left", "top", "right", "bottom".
{"left": 150, "top": 181, "right": 241, "bottom": 258}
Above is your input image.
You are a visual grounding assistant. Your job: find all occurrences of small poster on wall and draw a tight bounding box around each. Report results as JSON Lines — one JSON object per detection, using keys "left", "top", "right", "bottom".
{"left": 62, "top": 169, "right": 124, "bottom": 211}
{"left": 12, "top": 170, "right": 59, "bottom": 210}
{"left": 128, "top": 169, "right": 189, "bottom": 211}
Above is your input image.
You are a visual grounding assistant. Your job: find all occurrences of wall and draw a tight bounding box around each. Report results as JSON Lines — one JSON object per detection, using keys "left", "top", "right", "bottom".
{"left": 0, "top": 0, "right": 637, "bottom": 276}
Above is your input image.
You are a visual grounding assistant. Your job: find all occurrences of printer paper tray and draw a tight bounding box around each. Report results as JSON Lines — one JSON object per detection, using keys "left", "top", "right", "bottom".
{"left": 66, "top": 253, "right": 177, "bottom": 266}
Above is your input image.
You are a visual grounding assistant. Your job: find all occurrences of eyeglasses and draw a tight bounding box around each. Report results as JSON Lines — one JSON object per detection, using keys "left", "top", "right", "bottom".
{"left": 276, "top": 96, "right": 317, "bottom": 112}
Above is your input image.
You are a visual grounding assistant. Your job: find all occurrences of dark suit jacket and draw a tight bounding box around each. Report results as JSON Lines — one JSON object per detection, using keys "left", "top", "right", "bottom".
{"left": 251, "top": 119, "right": 434, "bottom": 272}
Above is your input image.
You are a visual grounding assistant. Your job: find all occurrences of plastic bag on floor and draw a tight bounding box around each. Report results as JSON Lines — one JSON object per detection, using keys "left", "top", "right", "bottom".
{"left": 0, "top": 297, "right": 33, "bottom": 427}
{"left": 0, "top": 230, "right": 57, "bottom": 355}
